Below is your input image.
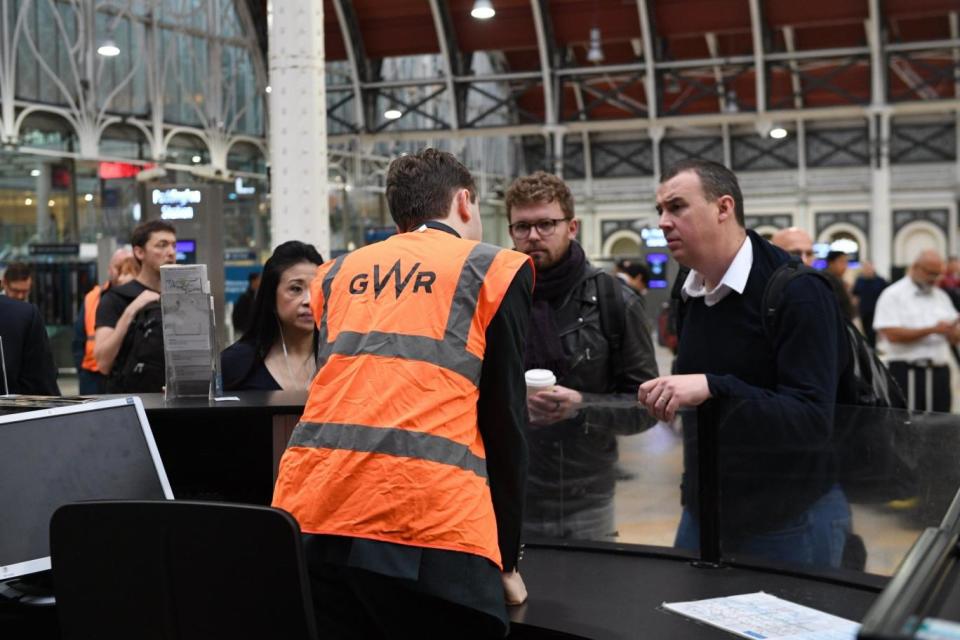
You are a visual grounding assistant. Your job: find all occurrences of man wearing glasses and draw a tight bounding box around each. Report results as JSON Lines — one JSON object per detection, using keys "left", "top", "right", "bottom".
{"left": 505, "top": 171, "right": 658, "bottom": 541}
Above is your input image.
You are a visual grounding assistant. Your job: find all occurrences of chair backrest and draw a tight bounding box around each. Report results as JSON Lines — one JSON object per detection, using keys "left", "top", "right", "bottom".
{"left": 50, "top": 500, "right": 317, "bottom": 640}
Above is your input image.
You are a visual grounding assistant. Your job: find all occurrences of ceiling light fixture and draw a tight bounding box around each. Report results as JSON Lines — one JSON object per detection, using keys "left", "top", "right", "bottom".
{"left": 84, "top": 193, "right": 94, "bottom": 202}
{"left": 723, "top": 90, "right": 740, "bottom": 114}
{"left": 48, "top": 199, "right": 55, "bottom": 207}
{"left": 471, "top": 0, "right": 495, "bottom": 20}
{"left": 265, "top": 85, "right": 272, "bottom": 94}
{"left": 24, "top": 198, "right": 32, "bottom": 206}
{"left": 383, "top": 109, "right": 403, "bottom": 120}
{"left": 30, "top": 169, "right": 41, "bottom": 177}
{"left": 769, "top": 125, "right": 788, "bottom": 140}
{"left": 191, "top": 155, "right": 202, "bottom": 163}
{"left": 97, "top": 40, "right": 120, "bottom": 57}
{"left": 587, "top": 27, "right": 604, "bottom": 63}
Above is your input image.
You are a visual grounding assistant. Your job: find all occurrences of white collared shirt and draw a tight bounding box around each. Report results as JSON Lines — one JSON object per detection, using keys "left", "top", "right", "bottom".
{"left": 873, "top": 276, "right": 958, "bottom": 365}
{"left": 681, "top": 235, "right": 753, "bottom": 307}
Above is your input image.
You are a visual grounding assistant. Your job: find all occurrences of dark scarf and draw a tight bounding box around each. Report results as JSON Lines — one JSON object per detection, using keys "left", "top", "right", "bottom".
{"left": 523, "top": 242, "right": 587, "bottom": 378}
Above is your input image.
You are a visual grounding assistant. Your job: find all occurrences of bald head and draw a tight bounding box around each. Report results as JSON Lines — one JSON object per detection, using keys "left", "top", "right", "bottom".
{"left": 911, "top": 249, "right": 944, "bottom": 291}
{"left": 770, "top": 227, "right": 814, "bottom": 266}
{"left": 108, "top": 248, "right": 133, "bottom": 286}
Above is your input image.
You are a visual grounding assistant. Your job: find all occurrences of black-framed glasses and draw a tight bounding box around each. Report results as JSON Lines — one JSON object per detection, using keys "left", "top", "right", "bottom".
{"left": 508, "top": 218, "right": 570, "bottom": 239}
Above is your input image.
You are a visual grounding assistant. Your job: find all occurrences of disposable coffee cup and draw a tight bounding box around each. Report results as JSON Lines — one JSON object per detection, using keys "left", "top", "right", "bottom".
{"left": 525, "top": 369, "right": 556, "bottom": 396}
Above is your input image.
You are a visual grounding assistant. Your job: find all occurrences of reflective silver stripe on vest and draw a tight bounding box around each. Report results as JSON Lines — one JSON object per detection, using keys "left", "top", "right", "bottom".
{"left": 316, "top": 255, "right": 347, "bottom": 370}
{"left": 325, "top": 331, "right": 482, "bottom": 384}
{"left": 318, "top": 241, "right": 502, "bottom": 385}
{"left": 288, "top": 421, "right": 489, "bottom": 480}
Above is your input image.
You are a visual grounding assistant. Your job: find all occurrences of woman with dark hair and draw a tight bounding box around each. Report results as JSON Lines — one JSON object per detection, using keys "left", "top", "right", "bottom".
{"left": 221, "top": 241, "right": 323, "bottom": 391}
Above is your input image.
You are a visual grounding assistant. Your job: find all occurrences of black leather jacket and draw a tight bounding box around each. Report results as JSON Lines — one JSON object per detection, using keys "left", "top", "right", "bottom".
{"left": 525, "top": 263, "right": 659, "bottom": 519}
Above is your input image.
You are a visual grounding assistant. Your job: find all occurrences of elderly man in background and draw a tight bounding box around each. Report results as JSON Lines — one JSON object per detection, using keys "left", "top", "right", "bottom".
{"left": 874, "top": 250, "right": 959, "bottom": 412}
{"left": 770, "top": 227, "right": 815, "bottom": 266}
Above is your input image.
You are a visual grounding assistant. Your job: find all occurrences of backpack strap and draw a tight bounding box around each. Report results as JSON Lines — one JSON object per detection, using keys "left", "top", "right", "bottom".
{"left": 759, "top": 260, "right": 831, "bottom": 338}
{"left": 595, "top": 272, "right": 626, "bottom": 386}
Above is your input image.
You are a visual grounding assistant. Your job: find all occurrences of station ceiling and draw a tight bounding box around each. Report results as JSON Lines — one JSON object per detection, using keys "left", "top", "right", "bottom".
{"left": 253, "top": 1, "right": 960, "bottom": 126}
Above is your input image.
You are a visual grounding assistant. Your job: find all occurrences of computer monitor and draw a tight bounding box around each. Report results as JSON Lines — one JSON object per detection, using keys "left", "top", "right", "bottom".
{"left": 0, "top": 397, "right": 173, "bottom": 582}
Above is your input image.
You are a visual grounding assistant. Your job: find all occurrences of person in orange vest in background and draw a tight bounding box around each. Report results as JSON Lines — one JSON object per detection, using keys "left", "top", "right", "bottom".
{"left": 273, "top": 149, "right": 533, "bottom": 638}
{"left": 72, "top": 248, "right": 134, "bottom": 394}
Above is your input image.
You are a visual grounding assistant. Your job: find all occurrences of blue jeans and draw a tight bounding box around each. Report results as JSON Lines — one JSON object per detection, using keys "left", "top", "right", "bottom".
{"left": 523, "top": 499, "right": 616, "bottom": 541}
{"left": 674, "top": 484, "right": 852, "bottom": 569}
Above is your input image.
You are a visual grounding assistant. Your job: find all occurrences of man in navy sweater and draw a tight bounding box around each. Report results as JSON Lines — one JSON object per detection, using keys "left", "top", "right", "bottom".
{"left": 638, "top": 159, "right": 850, "bottom": 568}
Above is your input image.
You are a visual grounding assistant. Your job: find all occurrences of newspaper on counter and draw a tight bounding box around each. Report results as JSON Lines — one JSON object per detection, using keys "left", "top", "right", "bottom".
{"left": 662, "top": 592, "right": 860, "bottom": 640}
{"left": 160, "top": 264, "right": 220, "bottom": 398}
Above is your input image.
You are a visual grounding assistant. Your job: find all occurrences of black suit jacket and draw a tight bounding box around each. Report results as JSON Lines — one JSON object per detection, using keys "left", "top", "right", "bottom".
{"left": 0, "top": 296, "right": 60, "bottom": 395}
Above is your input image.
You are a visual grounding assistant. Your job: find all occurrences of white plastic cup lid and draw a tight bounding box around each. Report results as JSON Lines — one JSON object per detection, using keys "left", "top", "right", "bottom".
{"left": 524, "top": 369, "right": 556, "bottom": 387}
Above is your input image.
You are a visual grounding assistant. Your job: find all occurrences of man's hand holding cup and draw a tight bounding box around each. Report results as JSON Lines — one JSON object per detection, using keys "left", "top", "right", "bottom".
{"left": 525, "top": 369, "right": 582, "bottom": 425}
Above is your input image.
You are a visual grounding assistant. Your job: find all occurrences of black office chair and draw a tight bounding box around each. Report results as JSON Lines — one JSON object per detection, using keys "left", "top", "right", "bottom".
{"left": 50, "top": 500, "right": 318, "bottom": 640}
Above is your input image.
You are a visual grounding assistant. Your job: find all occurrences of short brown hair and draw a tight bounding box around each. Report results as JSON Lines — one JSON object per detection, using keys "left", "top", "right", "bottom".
{"left": 2, "top": 261, "right": 32, "bottom": 283}
{"left": 130, "top": 219, "right": 175, "bottom": 249}
{"left": 505, "top": 171, "right": 575, "bottom": 222}
{"left": 385, "top": 149, "right": 477, "bottom": 232}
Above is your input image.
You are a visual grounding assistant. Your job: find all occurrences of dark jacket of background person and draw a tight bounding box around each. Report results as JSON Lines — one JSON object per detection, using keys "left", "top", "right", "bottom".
{"left": 853, "top": 273, "right": 888, "bottom": 347}
{"left": 674, "top": 231, "right": 846, "bottom": 541}
{"left": 524, "top": 251, "right": 658, "bottom": 522}
{"left": 825, "top": 270, "right": 856, "bottom": 321}
{"left": 231, "top": 284, "right": 257, "bottom": 335}
{"left": 0, "top": 296, "right": 60, "bottom": 395}
{"left": 221, "top": 340, "right": 280, "bottom": 391}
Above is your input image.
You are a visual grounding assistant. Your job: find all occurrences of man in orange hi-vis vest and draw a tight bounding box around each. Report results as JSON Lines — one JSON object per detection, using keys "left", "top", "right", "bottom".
{"left": 273, "top": 149, "right": 533, "bottom": 638}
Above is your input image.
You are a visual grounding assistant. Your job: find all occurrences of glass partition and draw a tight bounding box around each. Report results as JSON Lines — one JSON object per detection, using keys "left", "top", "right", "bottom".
{"left": 684, "top": 400, "right": 956, "bottom": 575}
{"left": 523, "top": 398, "right": 960, "bottom": 580}
{"left": 522, "top": 400, "right": 688, "bottom": 552}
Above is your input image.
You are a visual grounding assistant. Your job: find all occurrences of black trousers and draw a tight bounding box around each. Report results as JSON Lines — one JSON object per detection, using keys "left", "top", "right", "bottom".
{"left": 888, "top": 361, "right": 951, "bottom": 413}
{"left": 308, "top": 561, "right": 506, "bottom": 640}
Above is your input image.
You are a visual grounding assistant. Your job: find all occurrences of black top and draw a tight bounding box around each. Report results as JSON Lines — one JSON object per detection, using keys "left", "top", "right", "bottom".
{"left": 220, "top": 340, "right": 281, "bottom": 391}
{"left": 94, "top": 280, "right": 151, "bottom": 329}
{"left": 231, "top": 288, "right": 256, "bottom": 335}
{"left": 825, "top": 270, "right": 856, "bottom": 321}
{"left": 853, "top": 275, "right": 888, "bottom": 317}
{"left": 675, "top": 230, "right": 845, "bottom": 538}
{"left": 0, "top": 296, "right": 60, "bottom": 395}
{"left": 303, "top": 221, "right": 533, "bottom": 629}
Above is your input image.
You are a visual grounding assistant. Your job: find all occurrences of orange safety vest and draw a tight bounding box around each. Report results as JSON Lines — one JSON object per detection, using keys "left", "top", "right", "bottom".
{"left": 273, "top": 228, "right": 531, "bottom": 568}
{"left": 81, "top": 284, "right": 105, "bottom": 373}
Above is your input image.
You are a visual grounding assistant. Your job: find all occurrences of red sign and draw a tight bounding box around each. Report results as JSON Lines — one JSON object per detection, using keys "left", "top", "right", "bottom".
{"left": 99, "top": 162, "right": 155, "bottom": 180}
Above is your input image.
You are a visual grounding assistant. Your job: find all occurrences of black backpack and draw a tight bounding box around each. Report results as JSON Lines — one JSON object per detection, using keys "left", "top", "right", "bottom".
{"left": 761, "top": 261, "right": 916, "bottom": 504}
{"left": 106, "top": 301, "right": 166, "bottom": 393}
{"left": 672, "top": 260, "right": 917, "bottom": 504}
